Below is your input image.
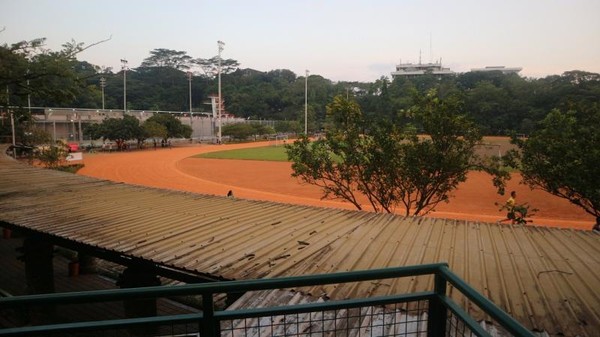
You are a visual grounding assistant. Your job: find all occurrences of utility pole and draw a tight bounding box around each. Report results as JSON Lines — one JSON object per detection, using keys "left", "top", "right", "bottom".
{"left": 100, "top": 77, "right": 106, "bottom": 110}
{"left": 121, "top": 59, "right": 128, "bottom": 112}
{"left": 305, "top": 69, "right": 309, "bottom": 135}
{"left": 217, "top": 41, "right": 224, "bottom": 144}
{"left": 188, "top": 71, "right": 193, "bottom": 135}
{"left": 7, "top": 86, "right": 15, "bottom": 158}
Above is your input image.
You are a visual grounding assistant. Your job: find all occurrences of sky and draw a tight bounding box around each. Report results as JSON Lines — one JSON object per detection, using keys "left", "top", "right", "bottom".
{"left": 1, "top": 0, "right": 599, "bottom": 82}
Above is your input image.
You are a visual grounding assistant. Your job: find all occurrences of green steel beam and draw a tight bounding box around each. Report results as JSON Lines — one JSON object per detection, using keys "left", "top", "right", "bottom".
{"left": 438, "top": 265, "right": 535, "bottom": 337}
{"left": 0, "top": 263, "right": 448, "bottom": 307}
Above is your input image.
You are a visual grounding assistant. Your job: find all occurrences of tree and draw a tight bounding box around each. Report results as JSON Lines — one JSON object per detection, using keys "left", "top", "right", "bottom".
{"left": 141, "top": 49, "right": 193, "bottom": 70}
{"left": 195, "top": 57, "right": 240, "bottom": 76}
{"left": 222, "top": 123, "right": 255, "bottom": 141}
{"left": 222, "top": 123, "right": 274, "bottom": 141}
{"left": 511, "top": 104, "right": 600, "bottom": 222}
{"left": 95, "top": 115, "right": 144, "bottom": 150}
{"left": 142, "top": 120, "right": 168, "bottom": 140}
{"left": 145, "top": 113, "right": 192, "bottom": 141}
{"left": 286, "top": 92, "right": 508, "bottom": 215}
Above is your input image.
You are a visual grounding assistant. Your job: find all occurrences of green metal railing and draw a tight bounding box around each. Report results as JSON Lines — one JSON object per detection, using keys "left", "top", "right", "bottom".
{"left": 0, "top": 263, "right": 534, "bottom": 337}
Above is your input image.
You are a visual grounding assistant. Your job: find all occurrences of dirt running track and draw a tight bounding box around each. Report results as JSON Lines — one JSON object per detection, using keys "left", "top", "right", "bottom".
{"left": 77, "top": 142, "right": 595, "bottom": 230}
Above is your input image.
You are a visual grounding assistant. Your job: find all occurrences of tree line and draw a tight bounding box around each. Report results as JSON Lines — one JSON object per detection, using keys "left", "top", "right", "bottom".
{"left": 3, "top": 39, "right": 599, "bottom": 139}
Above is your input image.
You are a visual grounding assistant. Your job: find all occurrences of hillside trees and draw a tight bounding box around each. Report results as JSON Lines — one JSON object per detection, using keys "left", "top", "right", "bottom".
{"left": 4, "top": 36, "right": 600, "bottom": 139}
{"left": 0, "top": 36, "right": 108, "bottom": 144}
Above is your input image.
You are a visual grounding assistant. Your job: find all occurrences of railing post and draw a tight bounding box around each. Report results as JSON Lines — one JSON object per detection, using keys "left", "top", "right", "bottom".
{"left": 201, "top": 291, "right": 220, "bottom": 337}
{"left": 427, "top": 271, "right": 448, "bottom": 337}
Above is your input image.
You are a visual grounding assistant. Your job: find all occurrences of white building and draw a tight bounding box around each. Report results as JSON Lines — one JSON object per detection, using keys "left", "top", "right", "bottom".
{"left": 391, "top": 59, "right": 455, "bottom": 78}
{"left": 470, "top": 66, "right": 522, "bottom": 74}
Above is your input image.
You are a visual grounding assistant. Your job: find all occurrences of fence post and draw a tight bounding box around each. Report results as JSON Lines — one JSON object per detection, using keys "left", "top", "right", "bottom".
{"left": 427, "top": 271, "right": 448, "bottom": 336}
{"left": 201, "top": 292, "right": 220, "bottom": 337}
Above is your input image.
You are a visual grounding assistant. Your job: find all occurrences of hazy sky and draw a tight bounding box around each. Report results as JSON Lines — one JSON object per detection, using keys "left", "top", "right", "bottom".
{"left": 2, "top": 0, "right": 599, "bottom": 82}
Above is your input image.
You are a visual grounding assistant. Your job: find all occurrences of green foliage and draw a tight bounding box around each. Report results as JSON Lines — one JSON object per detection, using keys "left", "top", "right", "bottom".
{"left": 512, "top": 104, "right": 600, "bottom": 218}
{"left": 222, "top": 123, "right": 275, "bottom": 141}
{"left": 145, "top": 113, "right": 192, "bottom": 140}
{"left": 141, "top": 48, "right": 193, "bottom": 70}
{"left": 142, "top": 120, "right": 168, "bottom": 140}
{"left": 92, "top": 115, "right": 144, "bottom": 149}
{"left": 274, "top": 120, "right": 302, "bottom": 134}
{"left": 36, "top": 142, "right": 68, "bottom": 168}
{"left": 0, "top": 38, "right": 102, "bottom": 143}
{"left": 4, "top": 37, "right": 600, "bottom": 148}
{"left": 286, "top": 92, "right": 509, "bottom": 215}
{"left": 222, "top": 123, "right": 255, "bottom": 141}
{"left": 0, "top": 38, "right": 104, "bottom": 108}
{"left": 497, "top": 201, "right": 538, "bottom": 225}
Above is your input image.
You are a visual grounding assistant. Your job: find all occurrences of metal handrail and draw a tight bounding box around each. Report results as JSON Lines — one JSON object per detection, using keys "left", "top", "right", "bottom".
{"left": 0, "top": 263, "right": 535, "bottom": 337}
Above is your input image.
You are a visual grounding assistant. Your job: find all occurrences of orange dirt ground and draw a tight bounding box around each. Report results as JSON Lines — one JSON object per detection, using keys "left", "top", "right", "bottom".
{"left": 77, "top": 141, "right": 595, "bottom": 230}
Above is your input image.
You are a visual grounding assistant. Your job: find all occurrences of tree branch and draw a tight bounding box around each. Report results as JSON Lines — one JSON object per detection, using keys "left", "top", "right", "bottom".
{"left": 68, "top": 35, "right": 112, "bottom": 57}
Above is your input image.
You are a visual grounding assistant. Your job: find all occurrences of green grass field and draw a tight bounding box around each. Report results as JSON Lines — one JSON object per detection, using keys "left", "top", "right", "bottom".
{"left": 194, "top": 137, "right": 516, "bottom": 162}
{"left": 195, "top": 146, "right": 290, "bottom": 161}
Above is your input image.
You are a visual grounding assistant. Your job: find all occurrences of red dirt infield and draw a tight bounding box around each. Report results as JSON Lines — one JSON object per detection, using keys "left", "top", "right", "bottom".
{"left": 77, "top": 141, "right": 595, "bottom": 230}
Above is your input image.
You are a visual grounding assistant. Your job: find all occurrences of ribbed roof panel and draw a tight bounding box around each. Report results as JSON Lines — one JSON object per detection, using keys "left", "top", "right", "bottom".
{"left": 1, "top": 150, "right": 598, "bottom": 336}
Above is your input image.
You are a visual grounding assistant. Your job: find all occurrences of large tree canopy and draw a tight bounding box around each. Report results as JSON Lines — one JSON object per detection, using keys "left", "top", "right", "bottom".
{"left": 286, "top": 91, "right": 509, "bottom": 215}
{"left": 140, "top": 48, "right": 193, "bottom": 70}
{"left": 513, "top": 104, "right": 600, "bottom": 220}
{"left": 1, "top": 37, "right": 108, "bottom": 144}
{"left": 145, "top": 113, "right": 192, "bottom": 140}
{"left": 92, "top": 115, "right": 144, "bottom": 150}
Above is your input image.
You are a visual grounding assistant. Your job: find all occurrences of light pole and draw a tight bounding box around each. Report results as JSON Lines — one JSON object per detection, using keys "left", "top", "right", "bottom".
{"left": 48, "top": 109, "right": 56, "bottom": 143}
{"left": 6, "top": 85, "right": 15, "bottom": 158}
{"left": 10, "top": 111, "right": 16, "bottom": 159}
{"left": 121, "top": 59, "right": 128, "bottom": 112}
{"left": 217, "top": 40, "right": 224, "bottom": 144}
{"left": 100, "top": 77, "right": 106, "bottom": 110}
{"left": 305, "top": 69, "right": 309, "bottom": 135}
{"left": 188, "top": 71, "right": 193, "bottom": 132}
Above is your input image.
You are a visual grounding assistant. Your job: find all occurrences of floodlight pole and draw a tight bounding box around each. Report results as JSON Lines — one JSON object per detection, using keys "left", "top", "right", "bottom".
{"left": 121, "top": 59, "right": 128, "bottom": 112}
{"left": 188, "top": 71, "right": 193, "bottom": 133}
{"left": 305, "top": 69, "right": 309, "bottom": 135}
{"left": 217, "top": 40, "right": 224, "bottom": 144}
{"left": 100, "top": 77, "right": 106, "bottom": 110}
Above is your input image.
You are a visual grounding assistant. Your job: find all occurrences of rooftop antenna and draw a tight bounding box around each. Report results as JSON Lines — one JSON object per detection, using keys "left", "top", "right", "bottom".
{"left": 419, "top": 49, "right": 422, "bottom": 65}
{"left": 429, "top": 32, "right": 433, "bottom": 64}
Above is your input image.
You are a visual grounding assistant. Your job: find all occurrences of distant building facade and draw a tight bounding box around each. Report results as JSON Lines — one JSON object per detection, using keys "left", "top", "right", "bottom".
{"left": 391, "top": 58, "right": 523, "bottom": 78}
{"left": 391, "top": 59, "right": 455, "bottom": 78}
{"left": 470, "top": 66, "right": 522, "bottom": 74}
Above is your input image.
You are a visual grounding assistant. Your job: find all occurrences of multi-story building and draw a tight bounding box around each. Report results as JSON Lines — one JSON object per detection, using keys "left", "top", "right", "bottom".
{"left": 391, "top": 59, "right": 455, "bottom": 78}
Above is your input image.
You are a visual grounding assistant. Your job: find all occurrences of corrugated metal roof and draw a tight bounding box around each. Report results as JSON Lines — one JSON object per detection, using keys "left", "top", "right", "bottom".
{"left": 1, "top": 149, "right": 599, "bottom": 336}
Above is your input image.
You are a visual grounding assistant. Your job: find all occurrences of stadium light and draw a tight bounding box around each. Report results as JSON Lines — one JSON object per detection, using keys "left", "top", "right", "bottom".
{"left": 121, "top": 59, "right": 128, "bottom": 112}
{"left": 100, "top": 77, "right": 106, "bottom": 110}
{"left": 217, "top": 41, "right": 224, "bottom": 144}
{"left": 305, "top": 69, "right": 309, "bottom": 135}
